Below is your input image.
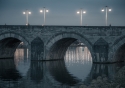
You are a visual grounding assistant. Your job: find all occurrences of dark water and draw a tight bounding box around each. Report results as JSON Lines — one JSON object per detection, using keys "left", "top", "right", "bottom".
{"left": 0, "top": 46, "right": 124, "bottom": 88}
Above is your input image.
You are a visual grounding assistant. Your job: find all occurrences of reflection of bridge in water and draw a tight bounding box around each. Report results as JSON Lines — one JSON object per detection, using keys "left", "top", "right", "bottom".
{"left": 0, "top": 58, "right": 124, "bottom": 88}
{"left": 28, "top": 57, "right": 125, "bottom": 87}
{"left": 0, "top": 44, "right": 125, "bottom": 88}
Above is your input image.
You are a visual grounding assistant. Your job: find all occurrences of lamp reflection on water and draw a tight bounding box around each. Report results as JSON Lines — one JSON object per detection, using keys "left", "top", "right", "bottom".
{"left": 14, "top": 42, "right": 29, "bottom": 66}
{"left": 14, "top": 48, "right": 29, "bottom": 65}
{"left": 14, "top": 42, "right": 30, "bottom": 77}
{"left": 64, "top": 43, "right": 93, "bottom": 82}
{"left": 64, "top": 45, "right": 92, "bottom": 65}
{"left": 14, "top": 49, "right": 24, "bottom": 66}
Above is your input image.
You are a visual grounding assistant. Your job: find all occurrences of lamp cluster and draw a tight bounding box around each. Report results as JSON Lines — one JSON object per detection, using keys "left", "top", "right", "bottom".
{"left": 39, "top": 7, "right": 49, "bottom": 25}
{"left": 76, "top": 6, "right": 112, "bottom": 26}
{"left": 101, "top": 6, "right": 112, "bottom": 26}
{"left": 23, "top": 10, "right": 32, "bottom": 25}
{"left": 23, "top": 6, "right": 112, "bottom": 26}
{"left": 77, "top": 9, "right": 86, "bottom": 26}
{"left": 23, "top": 7, "right": 49, "bottom": 25}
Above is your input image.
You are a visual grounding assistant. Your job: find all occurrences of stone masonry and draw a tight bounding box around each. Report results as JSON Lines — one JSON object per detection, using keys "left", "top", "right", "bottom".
{"left": 0, "top": 25, "right": 125, "bottom": 63}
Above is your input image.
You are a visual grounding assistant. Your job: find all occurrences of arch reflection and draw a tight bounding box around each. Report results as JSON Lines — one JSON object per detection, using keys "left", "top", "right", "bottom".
{"left": 46, "top": 60, "right": 80, "bottom": 86}
{"left": 30, "top": 61, "right": 44, "bottom": 83}
{"left": 0, "top": 42, "right": 124, "bottom": 88}
{"left": 0, "top": 59, "right": 22, "bottom": 81}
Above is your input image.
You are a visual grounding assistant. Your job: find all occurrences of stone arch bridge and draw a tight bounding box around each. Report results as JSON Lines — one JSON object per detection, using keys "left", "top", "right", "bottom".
{"left": 0, "top": 25, "right": 125, "bottom": 63}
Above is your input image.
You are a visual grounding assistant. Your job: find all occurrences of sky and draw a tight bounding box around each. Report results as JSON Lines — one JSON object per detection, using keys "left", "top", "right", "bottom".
{"left": 0, "top": 0, "right": 125, "bottom": 26}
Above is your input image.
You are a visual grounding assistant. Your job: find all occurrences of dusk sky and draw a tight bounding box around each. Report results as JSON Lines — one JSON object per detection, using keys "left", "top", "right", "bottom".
{"left": 0, "top": 0, "right": 125, "bottom": 26}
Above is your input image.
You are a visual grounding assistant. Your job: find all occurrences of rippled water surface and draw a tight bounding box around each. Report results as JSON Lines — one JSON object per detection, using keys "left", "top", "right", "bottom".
{"left": 0, "top": 46, "right": 124, "bottom": 88}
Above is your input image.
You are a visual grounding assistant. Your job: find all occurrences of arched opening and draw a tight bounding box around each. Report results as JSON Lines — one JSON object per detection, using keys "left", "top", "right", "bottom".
{"left": 45, "top": 33, "right": 93, "bottom": 86}
{"left": 31, "top": 37, "right": 44, "bottom": 60}
{"left": 47, "top": 38, "right": 77, "bottom": 60}
{"left": 46, "top": 37, "right": 93, "bottom": 83}
{"left": 110, "top": 36, "right": 125, "bottom": 62}
{"left": 0, "top": 37, "right": 30, "bottom": 72}
{"left": 114, "top": 43, "right": 125, "bottom": 62}
{"left": 64, "top": 40, "right": 92, "bottom": 83}
{"left": 0, "top": 37, "right": 21, "bottom": 58}
{"left": 46, "top": 34, "right": 93, "bottom": 61}
{"left": 46, "top": 32, "right": 93, "bottom": 61}
{"left": 0, "top": 37, "right": 30, "bottom": 86}
{"left": 47, "top": 37, "right": 92, "bottom": 61}
{"left": 64, "top": 40, "right": 92, "bottom": 63}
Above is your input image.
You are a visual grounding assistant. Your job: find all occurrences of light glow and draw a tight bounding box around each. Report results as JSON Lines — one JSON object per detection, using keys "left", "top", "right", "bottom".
{"left": 109, "top": 9, "right": 112, "bottom": 11}
{"left": 28, "top": 12, "right": 31, "bottom": 14}
{"left": 46, "top": 10, "right": 49, "bottom": 12}
{"left": 83, "top": 11, "right": 86, "bottom": 13}
{"left": 23, "top": 12, "right": 25, "bottom": 14}
{"left": 102, "top": 9, "right": 104, "bottom": 11}
{"left": 77, "top": 11, "right": 80, "bottom": 14}
{"left": 40, "top": 10, "right": 43, "bottom": 12}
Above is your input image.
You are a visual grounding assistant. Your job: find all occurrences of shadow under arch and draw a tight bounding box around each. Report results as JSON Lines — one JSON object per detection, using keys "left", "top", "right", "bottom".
{"left": 109, "top": 35, "right": 125, "bottom": 62}
{"left": 0, "top": 32, "right": 29, "bottom": 59}
{"left": 45, "top": 32, "right": 94, "bottom": 61}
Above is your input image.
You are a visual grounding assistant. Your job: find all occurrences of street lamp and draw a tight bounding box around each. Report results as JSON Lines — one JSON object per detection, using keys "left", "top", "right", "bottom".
{"left": 101, "top": 6, "right": 112, "bottom": 26}
{"left": 40, "top": 7, "right": 49, "bottom": 25}
{"left": 23, "top": 10, "right": 31, "bottom": 25}
{"left": 77, "top": 8, "right": 86, "bottom": 26}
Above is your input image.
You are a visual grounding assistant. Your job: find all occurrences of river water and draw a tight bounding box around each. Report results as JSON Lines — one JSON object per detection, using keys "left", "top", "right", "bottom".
{"left": 0, "top": 46, "right": 124, "bottom": 88}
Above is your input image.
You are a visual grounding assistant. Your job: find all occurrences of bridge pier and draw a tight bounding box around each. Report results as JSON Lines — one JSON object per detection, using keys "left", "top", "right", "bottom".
{"left": 31, "top": 37, "right": 44, "bottom": 61}
{"left": 93, "top": 52, "right": 110, "bottom": 64}
{"left": 92, "top": 38, "right": 109, "bottom": 64}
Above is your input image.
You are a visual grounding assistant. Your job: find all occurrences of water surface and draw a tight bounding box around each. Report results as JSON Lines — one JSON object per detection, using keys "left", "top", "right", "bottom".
{"left": 0, "top": 46, "right": 124, "bottom": 88}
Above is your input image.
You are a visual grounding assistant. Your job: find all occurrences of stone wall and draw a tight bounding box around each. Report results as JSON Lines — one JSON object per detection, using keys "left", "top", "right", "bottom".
{"left": 0, "top": 25, "right": 125, "bottom": 63}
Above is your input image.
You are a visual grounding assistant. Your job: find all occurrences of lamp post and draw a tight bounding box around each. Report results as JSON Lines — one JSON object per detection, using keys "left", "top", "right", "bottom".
{"left": 101, "top": 6, "right": 112, "bottom": 26}
{"left": 40, "top": 7, "right": 49, "bottom": 25}
{"left": 23, "top": 10, "right": 31, "bottom": 25}
{"left": 77, "top": 8, "right": 86, "bottom": 26}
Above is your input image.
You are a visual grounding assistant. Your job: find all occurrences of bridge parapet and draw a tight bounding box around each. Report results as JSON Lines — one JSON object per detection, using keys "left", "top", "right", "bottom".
{"left": 0, "top": 25, "right": 125, "bottom": 44}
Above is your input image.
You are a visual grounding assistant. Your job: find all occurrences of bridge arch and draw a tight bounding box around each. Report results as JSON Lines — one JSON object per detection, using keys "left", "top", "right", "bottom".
{"left": 109, "top": 35, "right": 125, "bottom": 62}
{"left": 0, "top": 32, "right": 29, "bottom": 59}
{"left": 0, "top": 32, "right": 29, "bottom": 46}
{"left": 45, "top": 32, "right": 94, "bottom": 61}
